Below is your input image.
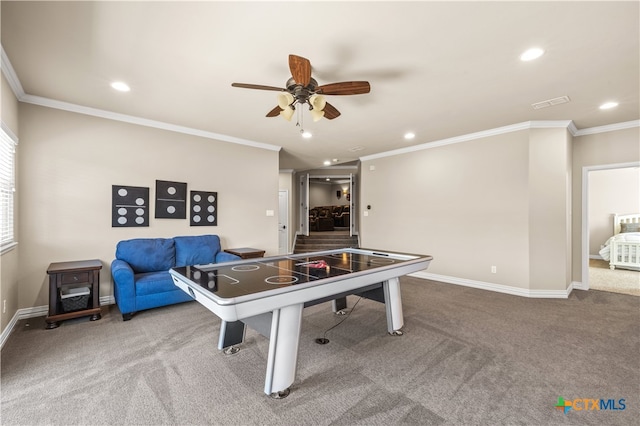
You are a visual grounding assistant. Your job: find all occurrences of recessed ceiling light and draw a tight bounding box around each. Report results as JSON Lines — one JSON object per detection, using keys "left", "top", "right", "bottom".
{"left": 520, "top": 47, "right": 544, "bottom": 62}
{"left": 323, "top": 160, "right": 331, "bottom": 166}
{"left": 599, "top": 101, "right": 619, "bottom": 110}
{"left": 404, "top": 132, "right": 415, "bottom": 140}
{"left": 301, "top": 131, "right": 312, "bottom": 139}
{"left": 111, "top": 81, "right": 130, "bottom": 92}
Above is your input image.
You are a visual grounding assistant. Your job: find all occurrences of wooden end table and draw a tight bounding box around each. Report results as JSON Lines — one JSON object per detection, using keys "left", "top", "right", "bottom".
{"left": 45, "top": 259, "right": 102, "bottom": 329}
{"left": 224, "top": 247, "right": 266, "bottom": 259}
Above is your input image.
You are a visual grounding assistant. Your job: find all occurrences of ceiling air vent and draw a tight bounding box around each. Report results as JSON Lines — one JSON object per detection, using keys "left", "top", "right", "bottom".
{"left": 348, "top": 146, "right": 365, "bottom": 152}
{"left": 531, "top": 96, "right": 571, "bottom": 110}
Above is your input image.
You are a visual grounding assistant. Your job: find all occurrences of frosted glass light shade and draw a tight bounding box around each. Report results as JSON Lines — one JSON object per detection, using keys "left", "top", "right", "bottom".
{"left": 309, "top": 94, "right": 326, "bottom": 111}
{"left": 277, "top": 92, "right": 294, "bottom": 109}
{"left": 280, "top": 106, "right": 295, "bottom": 121}
{"left": 310, "top": 108, "right": 325, "bottom": 122}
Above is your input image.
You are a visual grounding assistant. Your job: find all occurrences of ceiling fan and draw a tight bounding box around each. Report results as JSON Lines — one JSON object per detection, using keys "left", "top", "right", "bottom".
{"left": 232, "top": 54, "right": 370, "bottom": 122}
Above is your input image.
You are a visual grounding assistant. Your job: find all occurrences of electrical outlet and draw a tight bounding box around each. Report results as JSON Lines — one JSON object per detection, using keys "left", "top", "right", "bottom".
{"left": 491, "top": 266, "right": 497, "bottom": 274}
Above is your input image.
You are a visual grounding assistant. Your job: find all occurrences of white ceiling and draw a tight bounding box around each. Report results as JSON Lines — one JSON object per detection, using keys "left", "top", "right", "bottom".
{"left": 2, "top": 1, "right": 638, "bottom": 171}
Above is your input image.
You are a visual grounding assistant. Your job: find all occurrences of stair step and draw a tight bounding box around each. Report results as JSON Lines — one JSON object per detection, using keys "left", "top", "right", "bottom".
{"left": 294, "top": 233, "right": 359, "bottom": 254}
{"left": 296, "top": 239, "right": 357, "bottom": 245}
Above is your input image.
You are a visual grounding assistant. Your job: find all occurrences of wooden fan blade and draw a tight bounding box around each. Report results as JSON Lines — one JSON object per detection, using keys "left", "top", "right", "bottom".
{"left": 266, "top": 106, "right": 282, "bottom": 117}
{"left": 322, "top": 102, "right": 341, "bottom": 120}
{"left": 232, "top": 83, "right": 286, "bottom": 92}
{"left": 317, "top": 81, "right": 371, "bottom": 95}
{"left": 289, "top": 54, "right": 311, "bottom": 86}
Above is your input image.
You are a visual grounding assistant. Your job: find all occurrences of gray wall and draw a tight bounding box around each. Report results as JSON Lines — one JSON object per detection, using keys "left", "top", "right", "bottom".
{"left": 1, "top": 73, "right": 20, "bottom": 334}
{"left": 360, "top": 124, "right": 639, "bottom": 293}
{"left": 15, "top": 103, "right": 280, "bottom": 311}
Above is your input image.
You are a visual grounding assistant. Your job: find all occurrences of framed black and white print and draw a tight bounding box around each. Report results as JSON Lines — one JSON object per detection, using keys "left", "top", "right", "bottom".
{"left": 112, "top": 185, "right": 149, "bottom": 227}
{"left": 155, "top": 180, "right": 187, "bottom": 219}
{"left": 190, "top": 191, "right": 217, "bottom": 226}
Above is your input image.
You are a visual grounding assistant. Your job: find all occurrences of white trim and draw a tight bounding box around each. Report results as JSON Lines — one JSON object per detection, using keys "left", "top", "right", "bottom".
{"left": 360, "top": 119, "right": 639, "bottom": 163}
{"left": 409, "top": 271, "right": 572, "bottom": 299}
{"left": 360, "top": 121, "right": 574, "bottom": 162}
{"left": 20, "top": 94, "right": 281, "bottom": 152}
{"left": 0, "top": 296, "right": 115, "bottom": 350}
{"left": 0, "top": 241, "right": 18, "bottom": 255}
{"left": 574, "top": 120, "right": 640, "bottom": 137}
{"left": 2, "top": 45, "right": 280, "bottom": 153}
{"left": 0, "top": 46, "right": 25, "bottom": 99}
{"left": 572, "top": 281, "right": 588, "bottom": 291}
{"left": 0, "top": 122, "right": 18, "bottom": 145}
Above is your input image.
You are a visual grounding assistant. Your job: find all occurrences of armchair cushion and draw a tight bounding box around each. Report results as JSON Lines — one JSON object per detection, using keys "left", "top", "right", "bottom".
{"left": 135, "top": 271, "right": 177, "bottom": 296}
{"left": 116, "top": 238, "right": 175, "bottom": 273}
{"left": 174, "top": 234, "right": 222, "bottom": 267}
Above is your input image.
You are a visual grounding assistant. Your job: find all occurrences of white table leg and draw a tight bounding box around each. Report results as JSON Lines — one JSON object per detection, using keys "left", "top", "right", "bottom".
{"left": 383, "top": 277, "right": 404, "bottom": 335}
{"left": 263, "top": 303, "right": 304, "bottom": 397}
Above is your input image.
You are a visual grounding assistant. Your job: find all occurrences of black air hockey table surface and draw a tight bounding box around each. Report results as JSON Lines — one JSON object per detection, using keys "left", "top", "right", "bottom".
{"left": 170, "top": 248, "right": 432, "bottom": 397}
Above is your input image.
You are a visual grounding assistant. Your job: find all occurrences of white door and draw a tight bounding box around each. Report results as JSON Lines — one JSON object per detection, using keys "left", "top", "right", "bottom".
{"left": 278, "top": 190, "right": 289, "bottom": 254}
{"left": 299, "top": 173, "right": 309, "bottom": 236}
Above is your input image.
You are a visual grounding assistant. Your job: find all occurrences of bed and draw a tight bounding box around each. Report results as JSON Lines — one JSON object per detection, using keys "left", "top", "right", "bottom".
{"left": 598, "top": 213, "right": 640, "bottom": 271}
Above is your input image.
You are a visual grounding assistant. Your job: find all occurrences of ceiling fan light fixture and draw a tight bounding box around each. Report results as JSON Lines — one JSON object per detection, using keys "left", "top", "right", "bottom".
{"left": 280, "top": 106, "right": 295, "bottom": 121}
{"left": 309, "top": 94, "right": 326, "bottom": 111}
{"left": 310, "top": 108, "right": 325, "bottom": 122}
{"left": 277, "top": 92, "right": 294, "bottom": 109}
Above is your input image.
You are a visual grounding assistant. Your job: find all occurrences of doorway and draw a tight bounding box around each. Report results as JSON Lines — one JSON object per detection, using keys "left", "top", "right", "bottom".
{"left": 583, "top": 162, "right": 640, "bottom": 296}
{"left": 298, "top": 173, "right": 357, "bottom": 237}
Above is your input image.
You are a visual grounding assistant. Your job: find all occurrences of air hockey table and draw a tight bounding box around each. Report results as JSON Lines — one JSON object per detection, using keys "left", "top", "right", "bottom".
{"left": 169, "top": 248, "right": 432, "bottom": 398}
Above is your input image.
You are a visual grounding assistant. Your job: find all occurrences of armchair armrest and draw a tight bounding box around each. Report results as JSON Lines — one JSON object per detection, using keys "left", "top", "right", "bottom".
{"left": 111, "top": 259, "right": 136, "bottom": 314}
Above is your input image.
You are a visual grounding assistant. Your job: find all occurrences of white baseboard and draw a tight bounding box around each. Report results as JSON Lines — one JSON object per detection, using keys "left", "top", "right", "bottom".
{"left": 0, "top": 276, "right": 582, "bottom": 351}
{"left": 572, "top": 281, "right": 588, "bottom": 291}
{"left": 1, "top": 295, "right": 115, "bottom": 350}
{"left": 410, "top": 271, "right": 574, "bottom": 298}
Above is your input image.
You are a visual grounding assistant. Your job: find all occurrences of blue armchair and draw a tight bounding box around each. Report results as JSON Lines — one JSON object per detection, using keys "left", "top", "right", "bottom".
{"left": 111, "top": 235, "right": 240, "bottom": 320}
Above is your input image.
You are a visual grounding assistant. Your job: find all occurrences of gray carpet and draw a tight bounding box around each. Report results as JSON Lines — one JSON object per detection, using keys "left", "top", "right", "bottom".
{"left": 1, "top": 277, "right": 639, "bottom": 425}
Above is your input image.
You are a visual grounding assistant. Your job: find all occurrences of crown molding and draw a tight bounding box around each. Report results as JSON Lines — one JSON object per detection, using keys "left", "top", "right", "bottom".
{"left": 360, "top": 121, "right": 572, "bottom": 162}
{"left": 0, "top": 46, "right": 25, "bottom": 99}
{"left": 360, "top": 119, "right": 638, "bottom": 162}
{"left": 20, "top": 94, "right": 281, "bottom": 152}
{"left": 573, "top": 120, "right": 640, "bottom": 137}
{"left": 2, "top": 43, "right": 280, "bottom": 153}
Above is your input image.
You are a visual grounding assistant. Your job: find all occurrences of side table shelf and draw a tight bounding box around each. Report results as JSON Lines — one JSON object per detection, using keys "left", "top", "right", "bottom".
{"left": 45, "top": 259, "right": 102, "bottom": 329}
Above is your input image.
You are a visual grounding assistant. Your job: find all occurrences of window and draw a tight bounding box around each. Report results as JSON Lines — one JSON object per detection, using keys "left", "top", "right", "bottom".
{"left": 1, "top": 124, "right": 17, "bottom": 252}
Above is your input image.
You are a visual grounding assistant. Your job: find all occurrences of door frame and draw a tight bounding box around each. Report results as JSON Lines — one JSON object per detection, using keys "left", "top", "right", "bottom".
{"left": 306, "top": 174, "right": 357, "bottom": 237}
{"left": 278, "top": 190, "right": 289, "bottom": 254}
{"left": 581, "top": 161, "right": 640, "bottom": 290}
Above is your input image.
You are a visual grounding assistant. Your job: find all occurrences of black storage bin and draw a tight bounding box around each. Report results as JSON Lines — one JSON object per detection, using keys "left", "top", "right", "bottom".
{"left": 60, "top": 287, "right": 90, "bottom": 312}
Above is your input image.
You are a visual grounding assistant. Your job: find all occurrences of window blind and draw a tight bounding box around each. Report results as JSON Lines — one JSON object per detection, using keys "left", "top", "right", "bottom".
{"left": 0, "top": 126, "right": 17, "bottom": 248}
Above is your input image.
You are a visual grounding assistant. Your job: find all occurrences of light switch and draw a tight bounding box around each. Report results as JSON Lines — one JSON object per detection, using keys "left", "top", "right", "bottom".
{"left": 266, "top": 210, "right": 275, "bottom": 217}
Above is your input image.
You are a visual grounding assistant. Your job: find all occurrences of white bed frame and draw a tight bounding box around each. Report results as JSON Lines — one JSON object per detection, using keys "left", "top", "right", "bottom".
{"left": 609, "top": 213, "right": 640, "bottom": 270}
